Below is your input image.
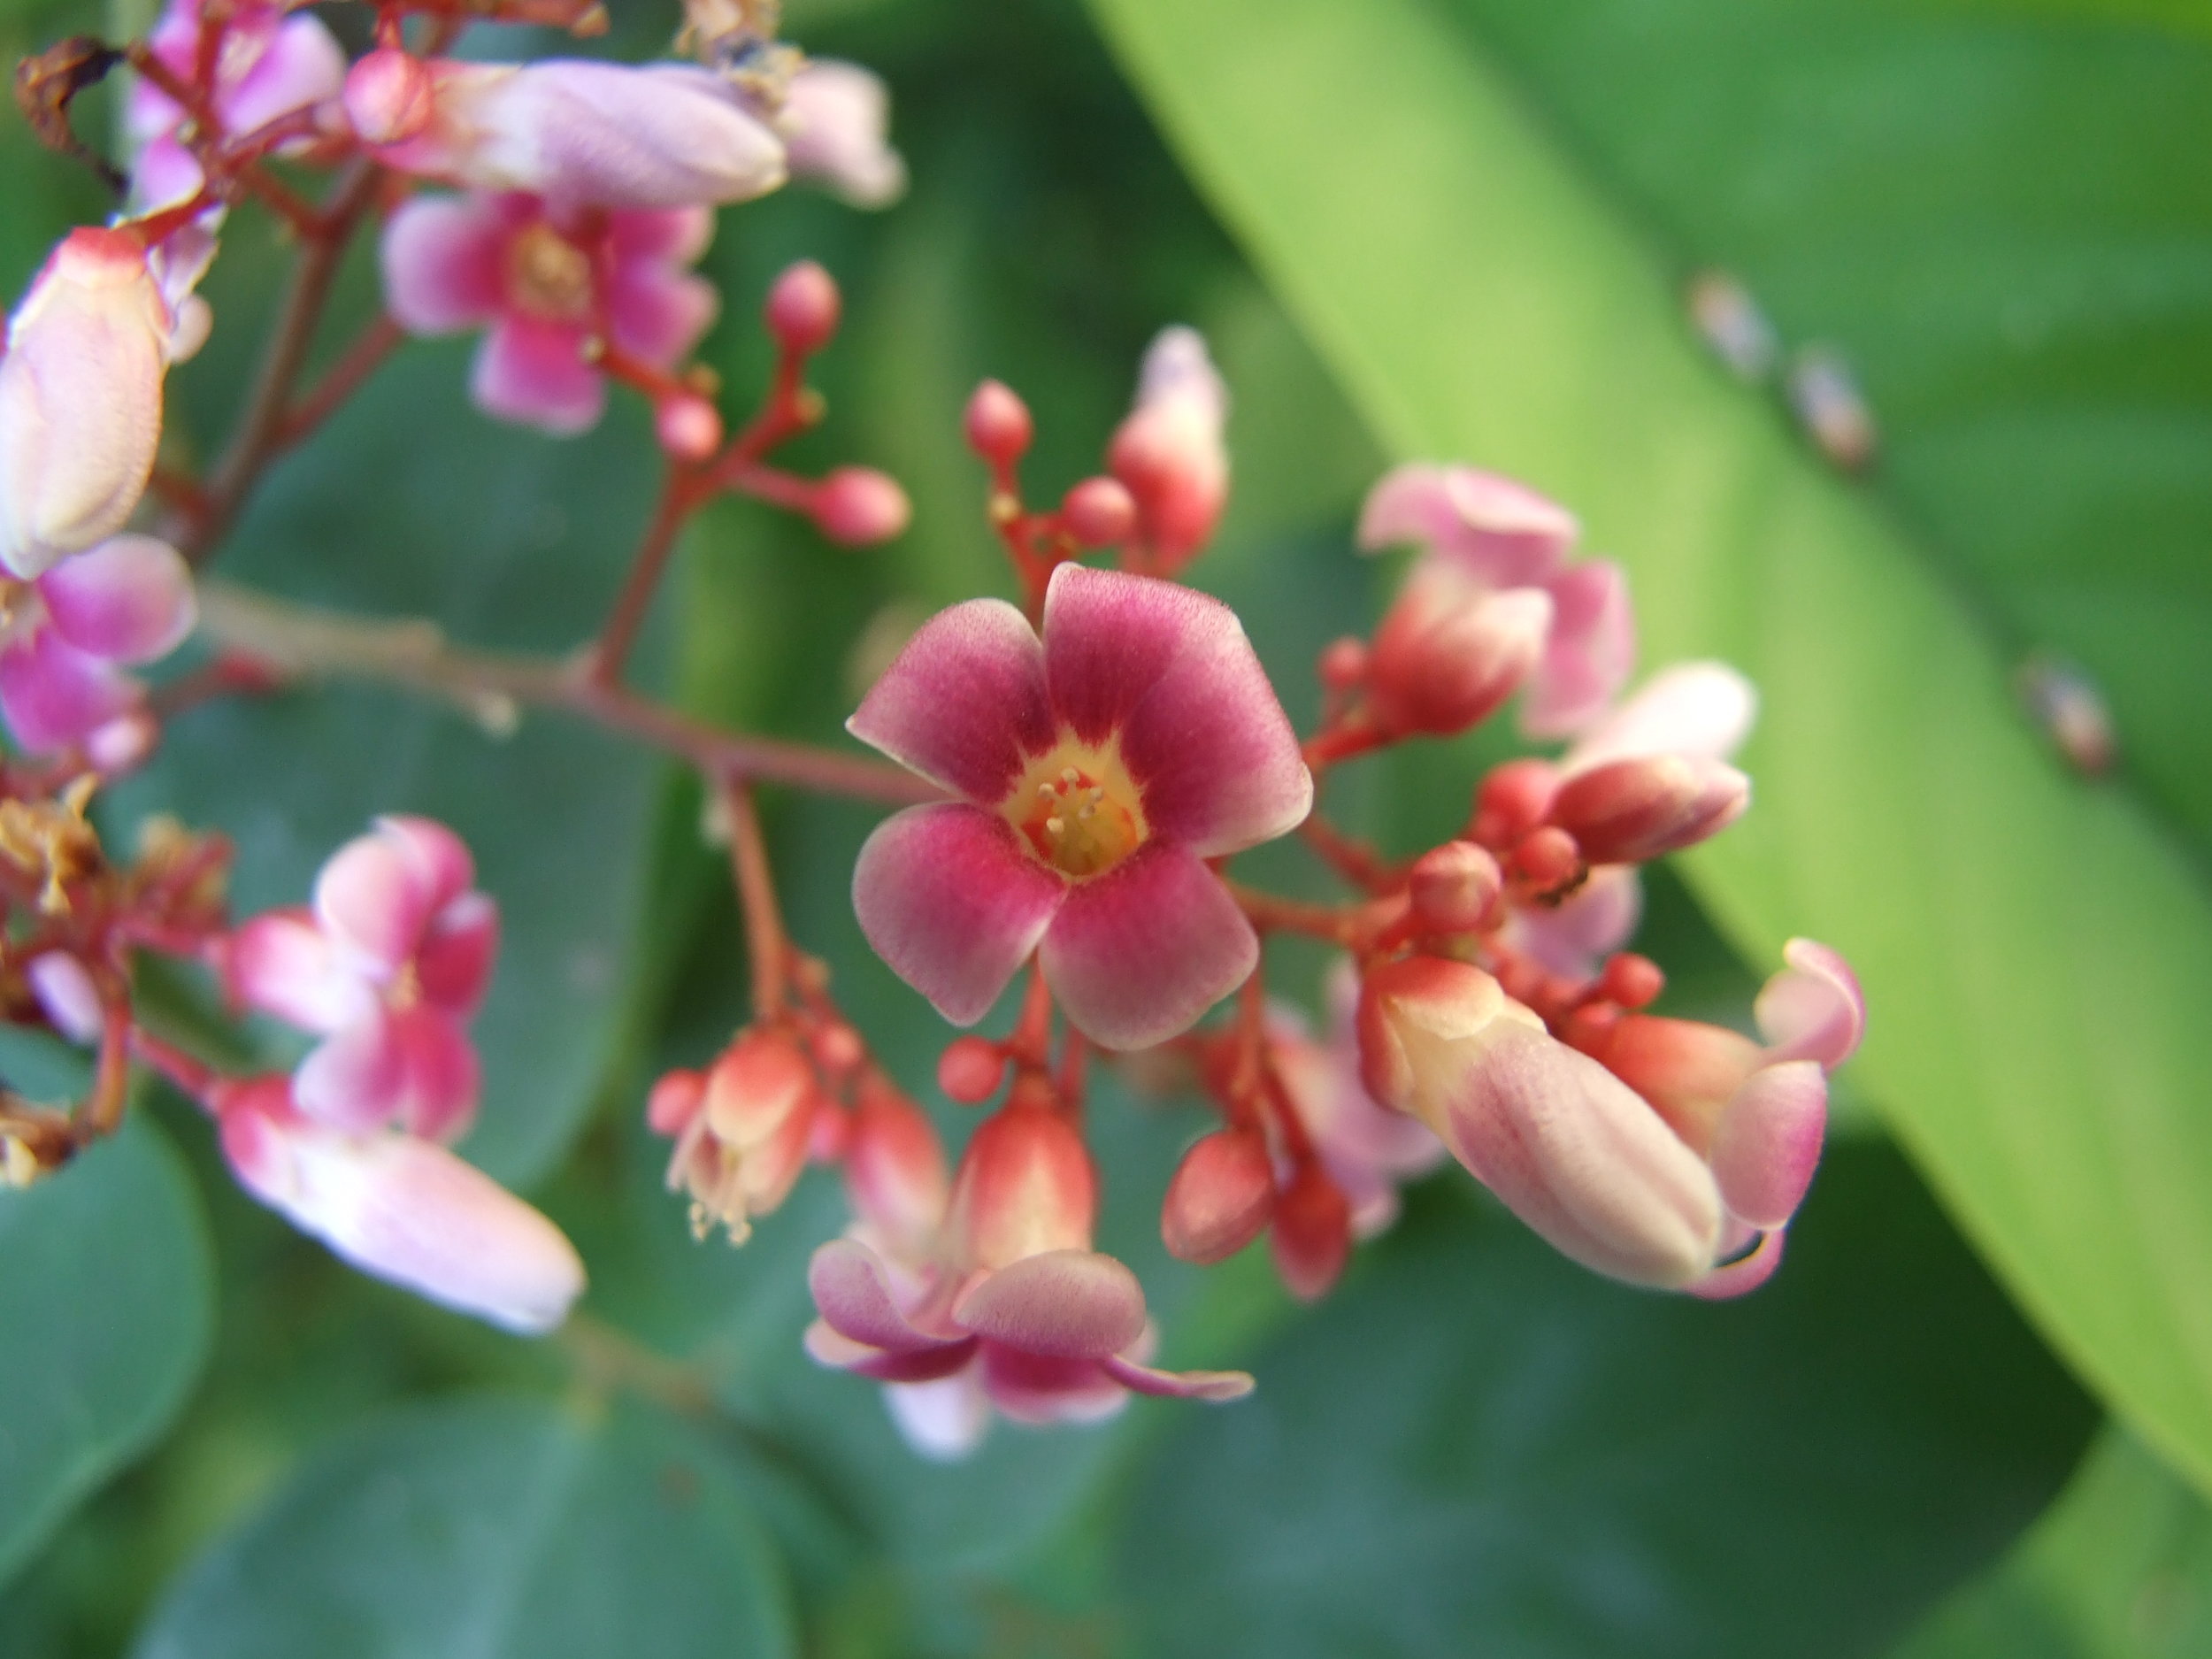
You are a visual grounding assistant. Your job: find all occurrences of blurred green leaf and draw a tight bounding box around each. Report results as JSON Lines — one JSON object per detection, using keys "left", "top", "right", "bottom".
{"left": 0, "top": 1118, "right": 213, "bottom": 1586}
{"left": 131, "top": 1396, "right": 798, "bottom": 1659}
{"left": 1114, "top": 1142, "right": 2094, "bottom": 1658}
{"left": 1089, "top": 0, "right": 2212, "bottom": 1494}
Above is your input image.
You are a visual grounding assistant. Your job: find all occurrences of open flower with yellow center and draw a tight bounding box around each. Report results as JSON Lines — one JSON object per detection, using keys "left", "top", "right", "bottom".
{"left": 848, "top": 565, "right": 1313, "bottom": 1049}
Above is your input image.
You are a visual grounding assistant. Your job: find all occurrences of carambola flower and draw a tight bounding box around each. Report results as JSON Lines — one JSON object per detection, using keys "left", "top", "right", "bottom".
{"left": 848, "top": 563, "right": 1311, "bottom": 1049}
{"left": 0, "top": 534, "right": 196, "bottom": 753}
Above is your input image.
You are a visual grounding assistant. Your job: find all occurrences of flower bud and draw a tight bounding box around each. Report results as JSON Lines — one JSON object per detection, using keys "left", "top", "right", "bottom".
{"left": 845, "top": 1078, "right": 950, "bottom": 1256}
{"left": 1318, "top": 636, "right": 1367, "bottom": 692}
{"left": 1059, "top": 476, "right": 1136, "bottom": 549}
{"left": 1548, "top": 755, "right": 1750, "bottom": 864}
{"left": 655, "top": 394, "right": 723, "bottom": 461}
{"left": 948, "top": 1099, "right": 1096, "bottom": 1271}
{"left": 1108, "top": 326, "right": 1227, "bottom": 568}
{"left": 1567, "top": 661, "right": 1758, "bottom": 775}
{"left": 937, "top": 1035, "right": 1006, "bottom": 1103}
{"left": 1408, "top": 841, "right": 1502, "bottom": 934}
{"left": 1, "top": 230, "right": 172, "bottom": 578}
{"left": 1270, "top": 1162, "right": 1351, "bottom": 1301}
{"left": 764, "top": 259, "right": 841, "bottom": 355}
{"left": 645, "top": 1066, "right": 706, "bottom": 1135}
{"left": 1470, "top": 757, "right": 1560, "bottom": 848}
{"left": 811, "top": 466, "right": 910, "bottom": 545}
{"left": 343, "top": 48, "right": 436, "bottom": 147}
{"left": 1365, "top": 561, "right": 1551, "bottom": 738}
{"left": 964, "top": 380, "right": 1033, "bottom": 463}
{"left": 1161, "top": 1128, "right": 1274, "bottom": 1264}
{"left": 663, "top": 1028, "right": 821, "bottom": 1242}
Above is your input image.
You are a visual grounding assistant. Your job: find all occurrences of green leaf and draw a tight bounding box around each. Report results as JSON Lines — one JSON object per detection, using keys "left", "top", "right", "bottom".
{"left": 0, "top": 1117, "right": 214, "bottom": 1585}
{"left": 1087, "top": 0, "right": 2212, "bottom": 1492}
{"left": 131, "top": 1396, "right": 798, "bottom": 1659}
{"left": 1114, "top": 1141, "right": 2094, "bottom": 1658}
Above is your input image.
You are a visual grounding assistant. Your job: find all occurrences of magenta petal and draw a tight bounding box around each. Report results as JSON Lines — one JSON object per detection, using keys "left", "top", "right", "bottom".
{"left": 1688, "top": 1228, "right": 1786, "bottom": 1301}
{"left": 1522, "top": 560, "right": 1634, "bottom": 740}
{"left": 1755, "top": 938, "right": 1867, "bottom": 1070}
{"left": 607, "top": 206, "right": 714, "bottom": 265}
{"left": 847, "top": 597, "right": 1054, "bottom": 802}
{"left": 386, "top": 1005, "right": 480, "bottom": 1142}
{"left": 606, "top": 266, "right": 718, "bottom": 368}
{"left": 227, "top": 910, "right": 374, "bottom": 1033}
{"left": 380, "top": 195, "right": 506, "bottom": 334}
{"left": 809, "top": 1237, "right": 958, "bottom": 1354}
{"left": 853, "top": 803, "right": 1066, "bottom": 1025}
{"left": 1502, "top": 865, "right": 1642, "bottom": 982}
{"left": 293, "top": 1012, "right": 409, "bottom": 1134}
{"left": 978, "top": 1346, "right": 1128, "bottom": 1426}
{"left": 950, "top": 1249, "right": 1148, "bottom": 1359}
{"left": 1709, "top": 1060, "right": 1827, "bottom": 1229}
{"left": 376, "top": 815, "right": 477, "bottom": 910}
{"left": 0, "top": 632, "right": 138, "bottom": 752}
{"left": 1040, "top": 843, "right": 1256, "bottom": 1050}
{"left": 1100, "top": 1353, "right": 1256, "bottom": 1402}
{"left": 37, "top": 534, "right": 196, "bottom": 664}
{"left": 1041, "top": 566, "right": 1312, "bottom": 855}
{"left": 416, "top": 891, "right": 498, "bottom": 1015}
{"left": 471, "top": 317, "right": 605, "bottom": 434}
{"left": 225, "top": 13, "right": 348, "bottom": 135}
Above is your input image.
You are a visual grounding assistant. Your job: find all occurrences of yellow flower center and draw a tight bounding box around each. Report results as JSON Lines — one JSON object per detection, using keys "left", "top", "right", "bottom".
{"left": 507, "top": 222, "right": 595, "bottom": 322}
{"left": 1005, "top": 738, "right": 1148, "bottom": 880}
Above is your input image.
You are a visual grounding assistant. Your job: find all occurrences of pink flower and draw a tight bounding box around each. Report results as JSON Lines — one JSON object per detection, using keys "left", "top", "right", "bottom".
{"left": 218, "top": 1076, "right": 584, "bottom": 1333}
{"left": 1358, "top": 463, "right": 1634, "bottom": 739}
{"left": 1562, "top": 661, "right": 1758, "bottom": 775}
{"left": 226, "top": 817, "right": 497, "bottom": 1141}
{"left": 354, "top": 58, "right": 787, "bottom": 211}
{"left": 127, "top": 0, "right": 346, "bottom": 210}
{"left": 848, "top": 564, "right": 1311, "bottom": 1049}
{"left": 778, "top": 60, "right": 905, "bottom": 208}
{"left": 381, "top": 192, "right": 718, "bottom": 435}
{"left": 647, "top": 1027, "right": 823, "bottom": 1244}
{"left": 0, "top": 534, "right": 196, "bottom": 753}
{"left": 0, "top": 231, "right": 175, "bottom": 579}
{"left": 805, "top": 1099, "right": 1250, "bottom": 1458}
{"left": 1109, "top": 327, "right": 1229, "bottom": 572}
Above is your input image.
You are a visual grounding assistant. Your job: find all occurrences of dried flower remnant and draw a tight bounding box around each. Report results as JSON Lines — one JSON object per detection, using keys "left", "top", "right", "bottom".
{"left": 1686, "top": 269, "right": 1778, "bottom": 381}
{"left": 1788, "top": 346, "right": 1878, "bottom": 471}
{"left": 2016, "top": 652, "right": 2117, "bottom": 777}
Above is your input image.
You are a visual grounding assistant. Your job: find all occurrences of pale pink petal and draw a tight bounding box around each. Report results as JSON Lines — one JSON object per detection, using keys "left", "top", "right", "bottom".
{"left": 227, "top": 910, "right": 374, "bottom": 1033}
{"left": 1356, "top": 463, "right": 1577, "bottom": 588}
{"left": 1101, "top": 1353, "right": 1256, "bottom": 1402}
{"left": 1709, "top": 1060, "right": 1826, "bottom": 1229}
{"left": 1687, "top": 1227, "right": 1786, "bottom": 1301}
{"left": 374, "top": 815, "right": 477, "bottom": 911}
{"left": 380, "top": 195, "right": 507, "bottom": 334}
{"left": 292, "top": 1011, "right": 409, "bottom": 1134}
{"left": 315, "top": 833, "right": 435, "bottom": 976}
{"left": 1501, "top": 864, "right": 1642, "bottom": 981}
{"left": 471, "top": 316, "right": 604, "bottom": 434}
{"left": 224, "top": 13, "right": 347, "bottom": 135}
{"left": 0, "top": 632, "right": 139, "bottom": 752}
{"left": 606, "top": 206, "right": 714, "bottom": 265}
{"left": 809, "top": 1237, "right": 961, "bottom": 1354}
{"left": 780, "top": 60, "right": 906, "bottom": 209}
{"left": 36, "top": 534, "right": 196, "bottom": 664}
{"left": 1564, "top": 662, "right": 1758, "bottom": 774}
{"left": 129, "top": 136, "right": 205, "bottom": 213}
{"left": 949, "top": 1249, "right": 1148, "bottom": 1360}
{"left": 1038, "top": 842, "right": 1256, "bottom": 1050}
{"left": 804, "top": 1321, "right": 977, "bottom": 1384}
{"left": 1041, "top": 565, "right": 1311, "bottom": 856}
{"left": 979, "top": 1346, "right": 1128, "bottom": 1426}
{"left": 1755, "top": 939, "right": 1867, "bottom": 1071}
{"left": 606, "top": 266, "right": 718, "bottom": 368}
{"left": 415, "top": 891, "right": 498, "bottom": 1015}
{"left": 1522, "top": 560, "right": 1634, "bottom": 739}
{"left": 853, "top": 804, "right": 1066, "bottom": 1025}
{"left": 27, "top": 951, "right": 103, "bottom": 1044}
{"left": 882, "top": 1370, "right": 991, "bottom": 1461}
{"left": 847, "top": 597, "right": 1054, "bottom": 802}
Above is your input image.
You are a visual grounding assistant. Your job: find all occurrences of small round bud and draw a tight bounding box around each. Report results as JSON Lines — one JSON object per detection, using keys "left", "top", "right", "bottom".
{"left": 963, "top": 380, "right": 1033, "bottom": 464}
{"left": 1161, "top": 1129, "right": 1275, "bottom": 1264}
{"left": 646, "top": 1067, "right": 707, "bottom": 1136}
{"left": 344, "top": 49, "right": 435, "bottom": 147}
{"left": 764, "top": 260, "right": 841, "bottom": 355}
{"left": 655, "top": 393, "right": 723, "bottom": 461}
{"left": 810, "top": 467, "right": 910, "bottom": 546}
{"left": 809, "top": 1022, "right": 864, "bottom": 1077}
{"left": 1599, "top": 952, "right": 1665, "bottom": 1010}
{"left": 1408, "top": 840, "right": 1502, "bottom": 934}
{"left": 1509, "top": 826, "right": 1583, "bottom": 893}
{"left": 1470, "top": 757, "right": 1561, "bottom": 849}
{"left": 86, "top": 710, "right": 159, "bottom": 776}
{"left": 937, "top": 1036, "right": 1006, "bottom": 1104}
{"left": 1318, "top": 636, "right": 1368, "bottom": 692}
{"left": 1058, "top": 476, "right": 1136, "bottom": 548}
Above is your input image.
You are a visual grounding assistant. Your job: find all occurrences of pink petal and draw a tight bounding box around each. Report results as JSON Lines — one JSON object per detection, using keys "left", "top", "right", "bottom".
{"left": 380, "top": 195, "right": 507, "bottom": 334}
{"left": 978, "top": 1345, "right": 1129, "bottom": 1426}
{"left": 129, "top": 136, "right": 206, "bottom": 213}
{"left": 847, "top": 597, "right": 1054, "bottom": 803}
{"left": 804, "top": 1321, "right": 977, "bottom": 1384}
{"left": 606, "top": 206, "right": 714, "bottom": 265}
{"left": 415, "top": 890, "right": 498, "bottom": 1015}
{"left": 224, "top": 13, "right": 347, "bottom": 136}
{"left": 315, "top": 833, "right": 435, "bottom": 976}
{"left": 949, "top": 1248, "right": 1148, "bottom": 1360}
{"left": 1564, "top": 662, "right": 1758, "bottom": 774}
{"left": 1755, "top": 938, "right": 1868, "bottom": 1071}
{"left": 1709, "top": 1060, "right": 1827, "bottom": 1230}
{"left": 809, "top": 1237, "right": 961, "bottom": 1355}
{"left": 882, "top": 1370, "right": 991, "bottom": 1461}
{"left": 1687, "top": 1227, "right": 1786, "bottom": 1301}
{"left": 36, "top": 534, "right": 195, "bottom": 664}
{"left": 26, "top": 951, "right": 103, "bottom": 1044}
{"left": 1038, "top": 841, "right": 1256, "bottom": 1051}
{"left": 852, "top": 804, "right": 1066, "bottom": 1025}
{"left": 375, "top": 815, "right": 477, "bottom": 910}
{"left": 387, "top": 1004, "right": 481, "bottom": 1141}
{"left": 606, "top": 265, "right": 718, "bottom": 369}
{"left": 0, "top": 631, "right": 139, "bottom": 752}
{"left": 292, "top": 1013, "right": 407, "bottom": 1134}
{"left": 1522, "top": 560, "right": 1634, "bottom": 740}
{"left": 227, "top": 910, "right": 375, "bottom": 1033}
{"left": 1101, "top": 1353, "right": 1256, "bottom": 1402}
{"left": 1041, "top": 565, "right": 1311, "bottom": 856}
{"left": 1356, "top": 463, "right": 1578, "bottom": 588}
{"left": 1502, "top": 864, "right": 1643, "bottom": 981}
{"left": 471, "top": 316, "right": 605, "bottom": 434}
{"left": 780, "top": 60, "right": 907, "bottom": 209}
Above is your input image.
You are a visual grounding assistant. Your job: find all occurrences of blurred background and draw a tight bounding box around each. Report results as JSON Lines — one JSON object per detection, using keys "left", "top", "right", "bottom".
{"left": 4, "top": 0, "right": 2212, "bottom": 1654}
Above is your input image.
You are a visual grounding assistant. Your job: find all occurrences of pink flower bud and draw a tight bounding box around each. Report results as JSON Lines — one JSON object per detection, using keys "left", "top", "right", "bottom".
{"left": 844, "top": 1079, "right": 950, "bottom": 1256}
{"left": 656, "top": 393, "right": 723, "bottom": 461}
{"left": 664, "top": 1028, "right": 820, "bottom": 1242}
{"left": 645, "top": 1067, "right": 706, "bottom": 1136}
{"left": 811, "top": 466, "right": 910, "bottom": 545}
{"left": 1407, "top": 841, "right": 1502, "bottom": 934}
{"left": 1, "top": 231, "right": 172, "bottom": 578}
{"left": 27, "top": 951, "right": 103, "bottom": 1044}
{"left": 937, "top": 1035, "right": 1006, "bottom": 1103}
{"left": 1548, "top": 755, "right": 1750, "bottom": 864}
{"left": 964, "top": 380, "right": 1032, "bottom": 463}
{"left": 1270, "top": 1163, "right": 1351, "bottom": 1301}
{"left": 948, "top": 1100, "right": 1097, "bottom": 1272}
{"left": 1564, "top": 662, "right": 1757, "bottom": 774}
{"left": 1318, "top": 636, "right": 1367, "bottom": 692}
{"left": 1471, "top": 758, "right": 1560, "bottom": 848}
{"left": 343, "top": 48, "right": 436, "bottom": 147}
{"left": 1059, "top": 476, "right": 1136, "bottom": 549}
{"left": 764, "top": 259, "right": 841, "bottom": 354}
{"left": 1108, "top": 326, "right": 1228, "bottom": 567}
{"left": 778, "top": 60, "right": 906, "bottom": 209}
{"left": 1365, "top": 561, "right": 1551, "bottom": 739}
{"left": 1161, "top": 1128, "right": 1274, "bottom": 1263}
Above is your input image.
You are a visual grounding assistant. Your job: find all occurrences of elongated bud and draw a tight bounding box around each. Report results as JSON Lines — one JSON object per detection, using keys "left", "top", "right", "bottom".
{"left": 1408, "top": 840, "right": 1502, "bottom": 934}
{"left": 1161, "top": 1128, "right": 1274, "bottom": 1263}
{"left": 948, "top": 1098, "right": 1096, "bottom": 1271}
{"left": 1366, "top": 561, "right": 1551, "bottom": 738}
{"left": 1108, "top": 326, "right": 1227, "bottom": 568}
{"left": 845, "top": 1078, "right": 950, "bottom": 1256}
{"left": 811, "top": 467, "right": 910, "bottom": 545}
{"left": 27, "top": 951, "right": 102, "bottom": 1044}
{"left": 1548, "top": 755, "right": 1749, "bottom": 864}
{"left": 764, "top": 259, "right": 841, "bottom": 355}
{"left": 1270, "top": 1163, "right": 1351, "bottom": 1301}
{"left": 1, "top": 230, "right": 172, "bottom": 578}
